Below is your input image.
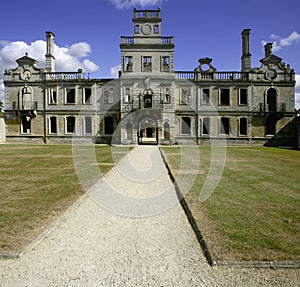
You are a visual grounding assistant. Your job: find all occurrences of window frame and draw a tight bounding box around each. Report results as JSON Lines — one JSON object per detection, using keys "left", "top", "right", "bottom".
{"left": 239, "top": 88, "right": 248, "bottom": 105}
{"left": 201, "top": 88, "right": 210, "bottom": 105}
{"left": 48, "top": 88, "right": 57, "bottom": 105}
{"left": 84, "top": 116, "right": 93, "bottom": 134}
{"left": 66, "top": 116, "right": 76, "bottom": 134}
{"left": 65, "top": 87, "right": 76, "bottom": 104}
{"left": 220, "top": 117, "right": 230, "bottom": 135}
{"left": 219, "top": 88, "right": 230, "bottom": 106}
{"left": 181, "top": 116, "right": 191, "bottom": 135}
{"left": 83, "top": 87, "right": 92, "bottom": 104}
{"left": 49, "top": 116, "right": 58, "bottom": 134}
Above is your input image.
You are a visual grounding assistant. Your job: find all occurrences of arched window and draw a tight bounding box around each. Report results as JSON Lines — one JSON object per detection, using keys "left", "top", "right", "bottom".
{"left": 143, "top": 89, "right": 153, "bottom": 108}
{"left": 267, "top": 88, "right": 277, "bottom": 112}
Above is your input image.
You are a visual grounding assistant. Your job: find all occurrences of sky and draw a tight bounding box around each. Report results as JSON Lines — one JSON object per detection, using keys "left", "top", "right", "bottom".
{"left": 0, "top": 0, "right": 299, "bottom": 108}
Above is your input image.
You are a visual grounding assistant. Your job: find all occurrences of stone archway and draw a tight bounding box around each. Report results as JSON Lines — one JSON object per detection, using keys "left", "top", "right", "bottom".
{"left": 138, "top": 118, "right": 158, "bottom": 145}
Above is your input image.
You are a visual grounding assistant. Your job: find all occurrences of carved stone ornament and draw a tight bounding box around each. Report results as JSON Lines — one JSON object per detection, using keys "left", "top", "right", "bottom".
{"left": 265, "top": 69, "right": 277, "bottom": 81}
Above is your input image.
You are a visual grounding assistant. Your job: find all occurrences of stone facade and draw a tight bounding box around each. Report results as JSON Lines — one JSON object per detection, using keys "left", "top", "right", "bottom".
{"left": 3, "top": 9, "right": 296, "bottom": 145}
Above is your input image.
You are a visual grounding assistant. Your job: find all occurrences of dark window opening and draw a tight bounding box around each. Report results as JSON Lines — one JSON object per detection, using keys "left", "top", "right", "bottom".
{"left": 181, "top": 117, "right": 191, "bottom": 135}
{"left": 66, "top": 116, "right": 75, "bottom": 133}
{"left": 220, "top": 89, "right": 230, "bottom": 105}
{"left": 104, "top": 116, "right": 114, "bottom": 135}
{"left": 202, "top": 117, "right": 210, "bottom": 135}
{"left": 84, "top": 88, "right": 92, "bottom": 104}
{"left": 202, "top": 89, "right": 210, "bottom": 105}
{"left": 22, "top": 116, "right": 31, "bottom": 133}
{"left": 267, "top": 88, "right": 277, "bottom": 112}
{"left": 239, "top": 118, "right": 247, "bottom": 135}
{"left": 220, "top": 117, "right": 230, "bottom": 135}
{"left": 66, "top": 88, "right": 75, "bottom": 104}
{"left": 144, "top": 94, "right": 152, "bottom": 108}
{"left": 239, "top": 89, "right": 248, "bottom": 105}
{"left": 154, "top": 25, "right": 159, "bottom": 34}
{"left": 85, "top": 117, "right": 92, "bottom": 134}
{"left": 50, "top": 117, "right": 57, "bottom": 133}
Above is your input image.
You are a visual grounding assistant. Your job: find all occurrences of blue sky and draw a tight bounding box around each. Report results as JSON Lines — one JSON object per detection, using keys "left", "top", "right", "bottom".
{"left": 1, "top": 0, "right": 299, "bottom": 107}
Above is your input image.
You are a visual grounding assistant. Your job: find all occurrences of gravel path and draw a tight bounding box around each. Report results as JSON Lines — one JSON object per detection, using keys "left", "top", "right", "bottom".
{"left": 0, "top": 146, "right": 299, "bottom": 286}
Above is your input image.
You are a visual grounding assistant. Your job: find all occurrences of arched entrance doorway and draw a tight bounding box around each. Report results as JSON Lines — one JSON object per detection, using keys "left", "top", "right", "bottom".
{"left": 138, "top": 118, "right": 158, "bottom": 145}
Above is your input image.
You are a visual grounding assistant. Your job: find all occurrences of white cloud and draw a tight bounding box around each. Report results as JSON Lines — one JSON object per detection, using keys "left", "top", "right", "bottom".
{"left": 110, "top": 64, "right": 121, "bottom": 77}
{"left": 0, "top": 39, "right": 100, "bottom": 104}
{"left": 262, "top": 31, "right": 300, "bottom": 52}
{"left": 110, "top": 0, "right": 166, "bottom": 9}
{"left": 67, "top": 42, "right": 91, "bottom": 58}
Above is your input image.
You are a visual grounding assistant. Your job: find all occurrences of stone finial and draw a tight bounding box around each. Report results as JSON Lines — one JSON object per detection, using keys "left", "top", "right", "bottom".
{"left": 264, "top": 43, "right": 273, "bottom": 57}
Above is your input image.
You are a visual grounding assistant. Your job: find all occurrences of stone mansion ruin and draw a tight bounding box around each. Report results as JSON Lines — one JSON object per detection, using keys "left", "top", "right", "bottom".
{"left": 3, "top": 9, "right": 296, "bottom": 145}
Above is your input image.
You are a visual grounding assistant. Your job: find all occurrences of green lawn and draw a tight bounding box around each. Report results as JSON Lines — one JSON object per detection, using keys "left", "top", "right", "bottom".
{"left": 161, "top": 146, "right": 300, "bottom": 261}
{"left": 0, "top": 144, "right": 128, "bottom": 254}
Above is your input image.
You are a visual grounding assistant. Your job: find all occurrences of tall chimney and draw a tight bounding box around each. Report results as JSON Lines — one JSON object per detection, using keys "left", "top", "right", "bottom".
{"left": 241, "top": 29, "right": 251, "bottom": 72}
{"left": 45, "top": 32, "right": 55, "bottom": 72}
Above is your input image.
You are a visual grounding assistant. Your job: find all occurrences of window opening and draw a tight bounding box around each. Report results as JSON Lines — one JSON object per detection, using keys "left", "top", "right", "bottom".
{"left": 161, "top": 56, "right": 170, "bottom": 72}
{"left": 164, "top": 122, "right": 170, "bottom": 140}
{"left": 267, "top": 88, "right": 277, "bottom": 112}
{"left": 220, "top": 117, "right": 230, "bottom": 135}
{"left": 66, "top": 88, "right": 75, "bottom": 104}
{"left": 143, "top": 56, "right": 152, "bottom": 72}
{"left": 104, "top": 88, "right": 114, "bottom": 104}
{"left": 202, "top": 89, "right": 210, "bottom": 105}
{"left": 202, "top": 117, "right": 210, "bottom": 135}
{"left": 180, "top": 88, "right": 191, "bottom": 104}
{"left": 84, "top": 88, "right": 92, "bottom": 104}
{"left": 85, "top": 117, "right": 92, "bottom": 134}
{"left": 125, "top": 56, "right": 133, "bottom": 72}
{"left": 66, "top": 116, "right": 75, "bottom": 133}
{"left": 239, "top": 118, "right": 247, "bottom": 135}
{"left": 124, "top": 87, "right": 131, "bottom": 102}
{"left": 49, "top": 88, "right": 57, "bottom": 104}
{"left": 220, "top": 89, "right": 230, "bottom": 105}
{"left": 239, "top": 89, "right": 248, "bottom": 105}
{"left": 181, "top": 117, "right": 191, "bottom": 135}
{"left": 22, "top": 116, "right": 31, "bottom": 133}
{"left": 104, "top": 116, "right": 114, "bottom": 135}
{"left": 49, "top": 117, "right": 57, "bottom": 133}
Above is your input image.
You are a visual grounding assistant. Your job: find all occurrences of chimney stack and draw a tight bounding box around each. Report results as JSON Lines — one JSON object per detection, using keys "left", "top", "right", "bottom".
{"left": 241, "top": 29, "right": 251, "bottom": 72}
{"left": 45, "top": 32, "right": 55, "bottom": 72}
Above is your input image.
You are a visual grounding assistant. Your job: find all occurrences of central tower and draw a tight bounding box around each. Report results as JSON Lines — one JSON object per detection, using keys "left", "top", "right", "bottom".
{"left": 119, "top": 8, "right": 176, "bottom": 145}
{"left": 120, "top": 8, "right": 175, "bottom": 75}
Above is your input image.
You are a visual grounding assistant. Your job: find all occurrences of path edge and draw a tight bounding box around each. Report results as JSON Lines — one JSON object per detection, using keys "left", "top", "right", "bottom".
{"left": 159, "top": 147, "right": 300, "bottom": 269}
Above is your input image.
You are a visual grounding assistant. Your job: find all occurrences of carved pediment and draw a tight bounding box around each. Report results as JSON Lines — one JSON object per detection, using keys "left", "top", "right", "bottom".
{"left": 194, "top": 57, "right": 216, "bottom": 73}
{"left": 16, "top": 53, "right": 38, "bottom": 67}
{"left": 260, "top": 54, "right": 282, "bottom": 65}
